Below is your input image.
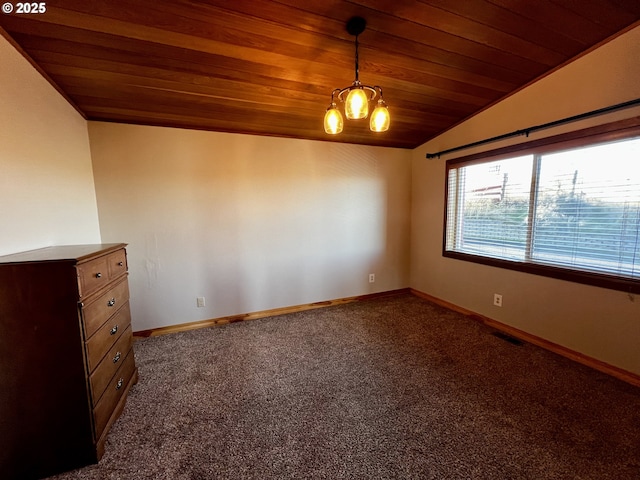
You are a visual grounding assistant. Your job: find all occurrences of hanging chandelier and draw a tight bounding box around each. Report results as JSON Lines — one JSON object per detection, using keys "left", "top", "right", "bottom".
{"left": 324, "top": 17, "right": 390, "bottom": 135}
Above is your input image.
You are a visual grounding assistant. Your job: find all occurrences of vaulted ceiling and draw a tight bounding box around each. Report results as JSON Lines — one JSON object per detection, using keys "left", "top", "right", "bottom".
{"left": 1, "top": 1, "right": 639, "bottom": 149}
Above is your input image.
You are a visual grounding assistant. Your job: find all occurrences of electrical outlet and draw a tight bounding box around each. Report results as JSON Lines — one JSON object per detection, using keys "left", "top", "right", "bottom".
{"left": 369, "top": 273, "right": 375, "bottom": 283}
{"left": 493, "top": 293, "right": 503, "bottom": 307}
{"left": 196, "top": 296, "right": 206, "bottom": 308}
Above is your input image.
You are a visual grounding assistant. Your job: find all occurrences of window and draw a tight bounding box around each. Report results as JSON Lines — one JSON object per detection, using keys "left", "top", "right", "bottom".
{"left": 444, "top": 120, "right": 640, "bottom": 293}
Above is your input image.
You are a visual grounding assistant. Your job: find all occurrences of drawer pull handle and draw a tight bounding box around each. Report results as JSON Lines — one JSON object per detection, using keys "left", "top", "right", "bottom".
{"left": 113, "top": 351, "right": 121, "bottom": 363}
{"left": 116, "top": 378, "right": 124, "bottom": 390}
{"left": 95, "top": 272, "right": 102, "bottom": 278}
{"left": 118, "top": 261, "right": 124, "bottom": 266}
{"left": 107, "top": 298, "right": 116, "bottom": 307}
{"left": 110, "top": 325, "right": 118, "bottom": 335}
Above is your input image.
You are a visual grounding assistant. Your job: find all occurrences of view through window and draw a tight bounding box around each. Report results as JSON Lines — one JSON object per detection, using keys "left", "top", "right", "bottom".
{"left": 445, "top": 130, "right": 640, "bottom": 292}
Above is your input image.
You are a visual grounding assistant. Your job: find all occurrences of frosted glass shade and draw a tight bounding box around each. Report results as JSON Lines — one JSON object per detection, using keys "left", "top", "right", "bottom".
{"left": 345, "top": 88, "right": 369, "bottom": 119}
{"left": 324, "top": 105, "right": 344, "bottom": 134}
{"left": 369, "top": 101, "right": 390, "bottom": 132}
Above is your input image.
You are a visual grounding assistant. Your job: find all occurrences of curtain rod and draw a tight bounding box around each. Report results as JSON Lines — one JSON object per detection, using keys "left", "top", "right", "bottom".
{"left": 425, "top": 98, "right": 640, "bottom": 159}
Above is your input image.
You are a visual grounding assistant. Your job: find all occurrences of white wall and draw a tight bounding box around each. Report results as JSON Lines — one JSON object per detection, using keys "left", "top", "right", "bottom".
{"left": 411, "top": 26, "right": 640, "bottom": 375}
{"left": 89, "top": 123, "right": 411, "bottom": 331}
{"left": 0, "top": 35, "right": 101, "bottom": 255}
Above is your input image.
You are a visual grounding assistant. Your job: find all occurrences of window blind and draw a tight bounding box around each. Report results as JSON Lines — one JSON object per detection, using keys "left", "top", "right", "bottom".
{"left": 444, "top": 133, "right": 640, "bottom": 291}
{"left": 531, "top": 139, "right": 640, "bottom": 278}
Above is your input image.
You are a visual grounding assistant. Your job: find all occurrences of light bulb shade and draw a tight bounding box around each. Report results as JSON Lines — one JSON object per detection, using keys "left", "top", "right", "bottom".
{"left": 369, "top": 100, "right": 390, "bottom": 132}
{"left": 324, "top": 105, "right": 344, "bottom": 134}
{"left": 345, "top": 88, "right": 369, "bottom": 119}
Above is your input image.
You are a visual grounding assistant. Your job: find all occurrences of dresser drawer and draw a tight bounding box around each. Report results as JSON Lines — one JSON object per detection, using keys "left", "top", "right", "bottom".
{"left": 89, "top": 325, "right": 133, "bottom": 404}
{"left": 93, "top": 349, "right": 136, "bottom": 440}
{"left": 77, "top": 255, "right": 110, "bottom": 298}
{"left": 77, "top": 248, "right": 128, "bottom": 299}
{"left": 86, "top": 303, "right": 131, "bottom": 372}
{"left": 107, "top": 249, "right": 128, "bottom": 279}
{"left": 82, "top": 278, "right": 130, "bottom": 339}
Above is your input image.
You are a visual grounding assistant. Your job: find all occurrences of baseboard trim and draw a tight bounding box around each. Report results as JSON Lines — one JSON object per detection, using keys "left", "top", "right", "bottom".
{"left": 133, "top": 288, "right": 411, "bottom": 339}
{"left": 133, "top": 286, "right": 640, "bottom": 388}
{"left": 410, "top": 288, "right": 640, "bottom": 388}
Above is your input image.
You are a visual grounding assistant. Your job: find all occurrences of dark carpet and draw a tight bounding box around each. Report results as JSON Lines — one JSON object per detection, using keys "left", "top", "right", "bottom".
{"left": 49, "top": 294, "right": 640, "bottom": 479}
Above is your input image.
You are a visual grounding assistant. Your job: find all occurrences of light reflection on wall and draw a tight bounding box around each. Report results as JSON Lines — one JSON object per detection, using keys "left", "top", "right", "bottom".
{"left": 89, "top": 123, "right": 411, "bottom": 331}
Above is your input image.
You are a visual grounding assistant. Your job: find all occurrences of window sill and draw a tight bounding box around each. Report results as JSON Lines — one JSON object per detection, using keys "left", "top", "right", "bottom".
{"left": 443, "top": 250, "right": 640, "bottom": 294}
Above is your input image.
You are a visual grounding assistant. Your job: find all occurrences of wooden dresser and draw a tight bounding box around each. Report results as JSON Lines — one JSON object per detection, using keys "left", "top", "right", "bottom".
{"left": 0, "top": 243, "right": 138, "bottom": 479}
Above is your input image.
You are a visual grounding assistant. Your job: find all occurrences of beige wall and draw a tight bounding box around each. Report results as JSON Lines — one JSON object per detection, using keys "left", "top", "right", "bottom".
{"left": 411, "top": 26, "right": 640, "bottom": 375}
{"left": 0, "top": 35, "right": 100, "bottom": 255}
{"left": 89, "top": 123, "right": 411, "bottom": 331}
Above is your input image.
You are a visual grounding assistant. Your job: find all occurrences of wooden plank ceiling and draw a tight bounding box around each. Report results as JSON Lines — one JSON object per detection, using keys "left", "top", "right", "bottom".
{"left": 2, "top": 0, "right": 639, "bottom": 149}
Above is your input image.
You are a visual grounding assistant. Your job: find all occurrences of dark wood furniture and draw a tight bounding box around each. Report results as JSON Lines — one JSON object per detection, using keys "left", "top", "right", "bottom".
{"left": 0, "top": 243, "right": 138, "bottom": 479}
